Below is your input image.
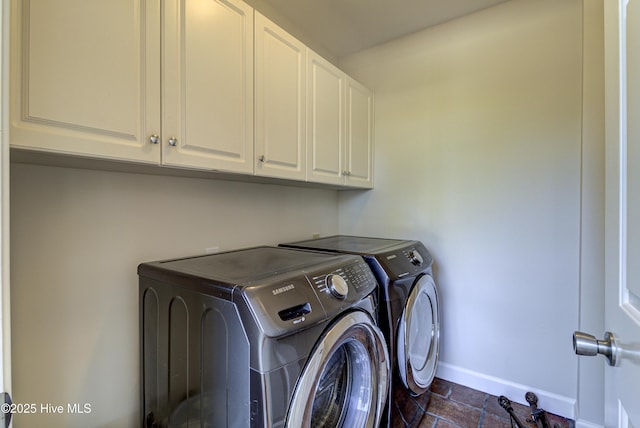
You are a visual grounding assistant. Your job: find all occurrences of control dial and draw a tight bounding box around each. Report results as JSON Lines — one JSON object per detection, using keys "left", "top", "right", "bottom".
{"left": 407, "top": 250, "right": 424, "bottom": 266}
{"left": 326, "top": 274, "right": 348, "bottom": 299}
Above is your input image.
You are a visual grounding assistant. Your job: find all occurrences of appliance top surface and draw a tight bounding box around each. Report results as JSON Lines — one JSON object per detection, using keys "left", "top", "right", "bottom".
{"left": 282, "top": 235, "right": 412, "bottom": 255}
{"left": 148, "top": 246, "right": 356, "bottom": 285}
{"left": 281, "top": 235, "right": 434, "bottom": 279}
{"left": 139, "top": 246, "right": 379, "bottom": 339}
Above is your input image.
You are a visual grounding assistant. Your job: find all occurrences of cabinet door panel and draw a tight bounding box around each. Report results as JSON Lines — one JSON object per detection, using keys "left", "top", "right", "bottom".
{"left": 255, "top": 13, "right": 306, "bottom": 180}
{"left": 11, "top": 0, "right": 161, "bottom": 162}
{"left": 346, "top": 78, "right": 374, "bottom": 188}
{"left": 307, "top": 51, "right": 344, "bottom": 185}
{"left": 163, "top": 0, "right": 254, "bottom": 173}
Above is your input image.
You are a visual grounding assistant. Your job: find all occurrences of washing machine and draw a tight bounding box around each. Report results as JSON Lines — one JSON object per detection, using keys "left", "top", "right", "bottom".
{"left": 281, "top": 236, "right": 439, "bottom": 427}
{"left": 138, "top": 246, "right": 390, "bottom": 428}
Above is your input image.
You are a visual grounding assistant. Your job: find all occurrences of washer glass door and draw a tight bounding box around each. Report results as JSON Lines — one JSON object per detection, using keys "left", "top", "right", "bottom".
{"left": 397, "top": 274, "right": 440, "bottom": 395}
{"left": 286, "top": 311, "right": 389, "bottom": 428}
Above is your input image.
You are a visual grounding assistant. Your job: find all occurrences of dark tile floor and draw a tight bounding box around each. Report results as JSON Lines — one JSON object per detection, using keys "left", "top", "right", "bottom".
{"left": 392, "top": 378, "right": 575, "bottom": 428}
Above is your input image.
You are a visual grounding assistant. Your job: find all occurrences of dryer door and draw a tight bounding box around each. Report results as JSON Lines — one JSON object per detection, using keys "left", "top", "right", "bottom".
{"left": 285, "top": 310, "right": 390, "bottom": 428}
{"left": 397, "top": 274, "right": 440, "bottom": 395}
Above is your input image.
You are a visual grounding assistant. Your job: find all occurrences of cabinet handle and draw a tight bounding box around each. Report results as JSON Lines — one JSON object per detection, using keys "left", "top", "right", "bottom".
{"left": 168, "top": 137, "right": 178, "bottom": 147}
{"left": 258, "top": 155, "right": 265, "bottom": 162}
{"left": 343, "top": 170, "right": 351, "bottom": 176}
{"left": 149, "top": 134, "right": 160, "bottom": 145}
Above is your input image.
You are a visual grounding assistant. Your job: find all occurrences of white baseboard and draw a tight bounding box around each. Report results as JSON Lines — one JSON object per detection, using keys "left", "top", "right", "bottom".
{"left": 435, "top": 362, "right": 577, "bottom": 420}
{"left": 575, "top": 420, "right": 604, "bottom": 428}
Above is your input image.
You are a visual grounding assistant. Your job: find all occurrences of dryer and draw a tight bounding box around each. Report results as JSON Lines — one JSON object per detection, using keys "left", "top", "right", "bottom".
{"left": 281, "top": 236, "right": 439, "bottom": 427}
{"left": 138, "top": 246, "right": 389, "bottom": 428}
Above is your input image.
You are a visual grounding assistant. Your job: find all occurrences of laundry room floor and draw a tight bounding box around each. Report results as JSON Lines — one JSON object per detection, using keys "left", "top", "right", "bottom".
{"left": 393, "top": 377, "right": 575, "bottom": 428}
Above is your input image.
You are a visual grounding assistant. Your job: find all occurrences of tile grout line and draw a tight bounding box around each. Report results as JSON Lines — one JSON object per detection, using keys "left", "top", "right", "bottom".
{"left": 476, "top": 394, "right": 490, "bottom": 428}
{"left": 430, "top": 416, "right": 438, "bottom": 428}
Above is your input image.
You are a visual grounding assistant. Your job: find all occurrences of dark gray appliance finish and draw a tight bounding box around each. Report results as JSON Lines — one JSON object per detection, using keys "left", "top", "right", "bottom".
{"left": 280, "top": 235, "right": 440, "bottom": 428}
{"left": 138, "top": 246, "right": 390, "bottom": 428}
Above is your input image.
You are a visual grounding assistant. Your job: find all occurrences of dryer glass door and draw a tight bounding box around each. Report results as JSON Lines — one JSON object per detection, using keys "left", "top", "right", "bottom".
{"left": 397, "top": 274, "right": 440, "bottom": 394}
{"left": 285, "top": 311, "right": 390, "bottom": 428}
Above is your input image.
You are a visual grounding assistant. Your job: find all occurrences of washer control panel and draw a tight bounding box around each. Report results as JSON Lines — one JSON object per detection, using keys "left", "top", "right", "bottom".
{"left": 242, "top": 255, "right": 377, "bottom": 336}
{"left": 311, "top": 260, "right": 375, "bottom": 298}
{"left": 326, "top": 274, "right": 349, "bottom": 299}
{"left": 309, "top": 259, "right": 377, "bottom": 316}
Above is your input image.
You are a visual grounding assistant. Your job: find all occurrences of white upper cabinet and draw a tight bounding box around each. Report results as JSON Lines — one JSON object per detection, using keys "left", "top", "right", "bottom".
{"left": 10, "top": 0, "right": 161, "bottom": 163}
{"left": 254, "top": 12, "right": 306, "bottom": 181}
{"left": 11, "top": 0, "right": 254, "bottom": 174}
{"left": 306, "top": 50, "right": 345, "bottom": 186}
{"left": 345, "top": 77, "right": 374, "bottom": 188}
{"left": 307, "top": 51, "right": 373, "bottom": 188}
{"left": 11, "top": 0, "right": 372, "bottom": 187}
{"left": 162, "top": 0, "right": 254, "bottom": 173}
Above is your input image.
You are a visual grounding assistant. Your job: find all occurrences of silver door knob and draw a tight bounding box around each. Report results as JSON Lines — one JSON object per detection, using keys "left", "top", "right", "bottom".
{"left": 168, "top": 137, "right": 178, "bottom": 147}
{"left": 573, "top": 331, "right": 618, "bottom": 366}
{"left": 149, "top": 134, "right": 160, "bottom": 145}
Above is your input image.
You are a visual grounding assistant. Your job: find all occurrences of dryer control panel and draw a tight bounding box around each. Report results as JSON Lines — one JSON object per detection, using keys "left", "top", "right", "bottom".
{"left": 376, "top": 242, "right": 433, "bottom": 281}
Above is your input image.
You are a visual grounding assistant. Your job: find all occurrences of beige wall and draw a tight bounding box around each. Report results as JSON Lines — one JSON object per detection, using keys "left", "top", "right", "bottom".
{"left": 9, "top": 163, "right": 338, "bottom": 427}
{"left": 338, "top": 0, "right": 604, "bottom": 424}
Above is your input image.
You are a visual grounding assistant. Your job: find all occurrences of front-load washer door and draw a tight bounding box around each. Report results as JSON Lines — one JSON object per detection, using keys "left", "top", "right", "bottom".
{"left": 285, "top": 311, "right": 390, "bottom": 428}
{"left": 397, "top": 274, "right": 440, "bottom": 395}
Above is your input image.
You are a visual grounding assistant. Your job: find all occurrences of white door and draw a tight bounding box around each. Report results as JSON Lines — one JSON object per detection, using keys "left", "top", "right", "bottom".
{"left": 0, "top": 140, "right": 10, "bottom": 428}
{"left": 0, "top": 0, "right": 11, "bottom": 425}
{"left": 602, "top": 0, "right": 640, "bottom": 426}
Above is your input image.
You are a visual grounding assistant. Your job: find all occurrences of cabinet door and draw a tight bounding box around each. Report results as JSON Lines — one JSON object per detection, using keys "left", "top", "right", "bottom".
{"left": 162, "top": 0, "right": 254, "bottom": 173}
{"left": 345, "top": 77, "right": 374, "bottom": 188}
{"left": 254, "top": 13, "right": 306, "bottom": 180}
{"left": 306, "top": 50, "right": 345, "bottom": 185}
{"left": 10, "top": 0, "right": 161, "bottom": 163}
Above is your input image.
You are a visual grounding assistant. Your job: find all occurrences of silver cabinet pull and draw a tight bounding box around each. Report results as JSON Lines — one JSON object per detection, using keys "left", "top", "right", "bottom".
{"left": 573, "top": 331, "right": 618, "bottom": 366}
{"left": 258, "top": 155, "right": 265, "bottom": 162}
{"left": 168, "top": 137, "right": 178, "bottom": 147}
{"left": 149, "top": 134, "right": 160, "bottom": 145}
